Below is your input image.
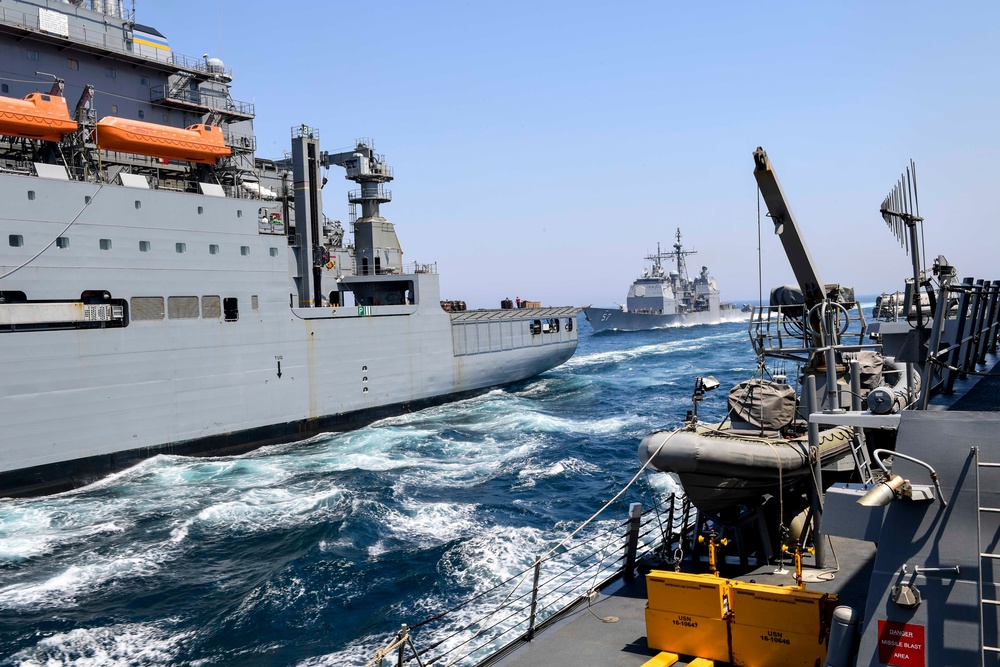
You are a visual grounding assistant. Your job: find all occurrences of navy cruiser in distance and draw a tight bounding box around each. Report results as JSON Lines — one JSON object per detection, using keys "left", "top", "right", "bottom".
{"left": 0, "top": 0, "right": 578, "bottom": 496}
{"left": 584, "top": 228, "right": 743, "bottom": 332}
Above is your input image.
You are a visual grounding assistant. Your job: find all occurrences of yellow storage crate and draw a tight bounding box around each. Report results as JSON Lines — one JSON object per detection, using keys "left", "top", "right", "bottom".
{"left": 727, "top": 580, "right": 833, "bottom": 636}
{"left": 646, "top": 570, "right": 730, "bottom": 618}
{"left": 645, "top": 608, "right": 730, "bottom": 663}
{"left": 729, "top": 624, "right": 828, "bottom": 667}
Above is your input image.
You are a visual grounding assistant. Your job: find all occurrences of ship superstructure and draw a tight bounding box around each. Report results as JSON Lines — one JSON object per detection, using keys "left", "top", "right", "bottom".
{"left": 0, "top": 0, "right": 578, "bottom": 496}
{"left": 584, "top": 229, "right": 737, "bottom": 332}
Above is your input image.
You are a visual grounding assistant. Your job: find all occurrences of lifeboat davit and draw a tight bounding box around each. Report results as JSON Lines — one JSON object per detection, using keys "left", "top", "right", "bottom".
{"left": 0, "top": 92, "right": 77, "bottom": 141}
{"left": 95, "top": 117, "right": 231, "bottom": 164}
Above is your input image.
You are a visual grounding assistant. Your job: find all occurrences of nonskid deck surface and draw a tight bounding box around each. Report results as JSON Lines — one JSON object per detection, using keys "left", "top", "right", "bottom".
{"left": 491, "top": 536, "right": 876, "bottom": 667}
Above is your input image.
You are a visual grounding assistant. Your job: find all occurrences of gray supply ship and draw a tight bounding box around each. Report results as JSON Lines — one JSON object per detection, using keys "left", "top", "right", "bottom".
{"left": 0, "top": 0, "right": 578, "bottom": 497}
{"left": 584, "top": 228, "right": 741, "bottom": 332}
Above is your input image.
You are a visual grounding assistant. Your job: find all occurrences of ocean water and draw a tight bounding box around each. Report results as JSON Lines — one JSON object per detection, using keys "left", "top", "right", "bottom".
{"left": 0, "top": 317, "right": 758, "bottom": 666}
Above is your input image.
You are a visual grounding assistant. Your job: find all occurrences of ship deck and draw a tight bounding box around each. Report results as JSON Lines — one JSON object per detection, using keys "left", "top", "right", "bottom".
{"left": 490, "top": 535, "right": 876, "bottom": 667}
{"left": 492, "top": 358, "right": 1000, "bottom": 667}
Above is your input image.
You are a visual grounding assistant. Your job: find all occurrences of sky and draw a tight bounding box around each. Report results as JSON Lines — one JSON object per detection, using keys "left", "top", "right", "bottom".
{"left": 140, "top": 1, "right": 999, "bottom": 308}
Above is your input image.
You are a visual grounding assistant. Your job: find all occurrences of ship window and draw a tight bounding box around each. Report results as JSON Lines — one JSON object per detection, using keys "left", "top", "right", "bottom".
{"left": 241, "top": 246, "right": 250, "bottom": 256}
{"left": 269, "top": 247, "right": 278, "bottom": 257}
{"left": 67, "top": 58, "right": 79, "bottom": 70}
{"left": 84, "top": 195, "right": 92, "bottom": 204}
{"left": 1, "top": 84, "right": 7, "bottom": 93}
{"left": 112, "top": 104, "right": 118, "bottom": 116}
{"left": 202, "top": 295, "right": 221, "bottom": 319}
{"left": 530, "top": 319, "right": 542, "bottom": 335}
{"left": 140, "top": 75, "right": 150, "bottom": 86}
{"left": 139, "top": 240, "right": 151, "bottom": 252}
{"left": 548, "top": 318, "right": 560, "bottom": 333}
{"left": 26, "top": 49, "right": 38, "bottom": 62}
{"left": 175, "top": 243, "right": 186, "bottom": 253}
{"left": 237, "top": 210, "right": 243, "bottom": 218}
{"left": 252, "top": 295, "right": 259, "bottom": 310}
{"left": 198, "top": 206, "right": 204, "bottom": 215}
{"left": 9, "top": 235, "right": 23, "bottom": 247}
{"left": 363, "top": 387, "right": 368, "bottom": 393}
{"left": 223, "top": 297, "right": 239, "bottom": 322}
{"left": 27, "top": 191, "right": 35, "bottom": 200}
{"left": 138, "top": 110, "right": 145, "bottom": 119}
{"left": 105, "top": 67, "right": 117, "bottom": 79}
{"left": 41, "top": 95, "right": 51, "bottom": 102}
{"left": 99, "top": 239, "right": 112, "bottom": 250}
{"left": 168, "top": 296, "right": 200, "bottom": 319}
{"left": 56, "top": 236, "right": 69, "bottom": 249}
{"left": 130, "top": 296, "right": 165, "bottom": 321}
{"left": 566, "top": 317, "right": 573, "bottom": 332}
{"left": 362, "top": 365, "right": 367, "bottom": 371}
{"left": 209, "top": 244, "right": 219, "bottom": 255}
{"left": 134, "top": 200, "right": 141, "bottom": 209}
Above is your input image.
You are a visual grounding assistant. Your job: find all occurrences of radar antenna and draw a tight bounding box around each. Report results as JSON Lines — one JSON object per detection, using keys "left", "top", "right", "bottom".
{"left": 879, "top": 161, "right": 926, "bottom": 324}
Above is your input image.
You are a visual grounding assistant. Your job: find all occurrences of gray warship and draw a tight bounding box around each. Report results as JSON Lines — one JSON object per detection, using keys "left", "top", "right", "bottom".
{"left": 0, "top": 0, "right": 578, "bottom": 497}
{"left": 584, "top": 228, "right": 740, "bottom": 332}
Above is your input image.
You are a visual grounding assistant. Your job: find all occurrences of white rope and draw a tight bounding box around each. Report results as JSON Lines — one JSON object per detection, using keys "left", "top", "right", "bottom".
{"left": 0, "top": 184, "right": 103, "bottom": 281}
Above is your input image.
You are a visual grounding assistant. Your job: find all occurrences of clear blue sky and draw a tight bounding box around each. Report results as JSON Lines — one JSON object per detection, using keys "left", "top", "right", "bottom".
{"left": 143, "top": 1, "right": 998, "bottom": 308}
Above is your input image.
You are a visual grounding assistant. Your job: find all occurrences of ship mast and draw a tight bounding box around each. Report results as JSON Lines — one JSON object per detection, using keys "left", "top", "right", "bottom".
{"left": 670, "top": 228, "right": 696, "bottom": 282}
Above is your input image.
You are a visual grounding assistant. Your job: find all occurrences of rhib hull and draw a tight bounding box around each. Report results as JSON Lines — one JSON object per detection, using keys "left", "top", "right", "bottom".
{"left": 0, "top": 173, "right": 577, "bottom": 496}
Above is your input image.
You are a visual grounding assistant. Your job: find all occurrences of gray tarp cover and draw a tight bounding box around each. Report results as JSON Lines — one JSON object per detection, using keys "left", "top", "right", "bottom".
{"left": 728, "top": 379, "right": 796, "bottom": 430}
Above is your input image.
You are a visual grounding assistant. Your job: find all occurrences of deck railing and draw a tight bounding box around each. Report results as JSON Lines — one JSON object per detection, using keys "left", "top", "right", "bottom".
{"left": 368, "top": 494, "right": 695, "bottom": 667}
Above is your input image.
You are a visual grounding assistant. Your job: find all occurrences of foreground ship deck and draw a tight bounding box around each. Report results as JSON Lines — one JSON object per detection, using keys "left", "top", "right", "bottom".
{"left": 488, "top": 360, "right": 1000, "bottom": 667}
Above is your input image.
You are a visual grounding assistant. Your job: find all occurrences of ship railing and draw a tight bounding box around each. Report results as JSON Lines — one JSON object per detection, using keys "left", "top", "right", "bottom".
{"left": 749, "top": 300, "right": 868, "bottom": 364}
{"left": 920, "top": 278, "right": 1000, "bottom": 407}
{"left": 148, "top": 86, "right": 255, "bottom": 117}
{"left": 0, "top": 6, "right": 231, "bottom": 79}
{"left": 369, "top": 494, "right": 694, "bottom": 667}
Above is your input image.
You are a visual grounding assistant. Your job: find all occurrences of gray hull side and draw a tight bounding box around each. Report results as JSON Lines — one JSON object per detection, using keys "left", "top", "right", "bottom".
{"left": 0, "top": 173, "right": 577, "bottom": 494}
{"left": 584, "top": 307, "right": 721, "bottom": 332}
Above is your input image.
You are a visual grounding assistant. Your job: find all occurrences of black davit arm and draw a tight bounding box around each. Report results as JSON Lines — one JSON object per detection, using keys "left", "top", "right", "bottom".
{"left": 752, "top": 147, "right": 825, "bottom": 307}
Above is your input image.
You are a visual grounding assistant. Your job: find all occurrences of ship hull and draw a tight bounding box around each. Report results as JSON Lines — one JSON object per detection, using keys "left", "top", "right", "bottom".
{"left": 0, "top": 172, "right": 577, "bottom": 496}
{"left": 584, "top": 306, "right": 725, "bottom": 332}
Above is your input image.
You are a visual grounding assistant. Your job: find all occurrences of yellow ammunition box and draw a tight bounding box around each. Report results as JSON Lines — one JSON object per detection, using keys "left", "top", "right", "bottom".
{"left": 729, "top": 624, "right": 828, "bottom": 667}
{"left": 645, "top": 608, "right": 730, "bottom": 663}
{"left": 645, "top": 570, "right": 730, "bottom": 618}
{"left": 727, "top": 580, "right": 833, "bottom": 636}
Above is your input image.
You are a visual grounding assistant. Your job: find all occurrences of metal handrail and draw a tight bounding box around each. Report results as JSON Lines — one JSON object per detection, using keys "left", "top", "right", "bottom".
{"left": 373, "top": 496, "right": 697, "bottom": 667}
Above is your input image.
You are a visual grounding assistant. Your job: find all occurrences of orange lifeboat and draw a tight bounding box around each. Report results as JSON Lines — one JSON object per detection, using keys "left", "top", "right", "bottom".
{"left": 95, "top": 117, "right": 231, "bottom": 164}
{"left": 0, "top": 92, "right": 77, "bottom": 141}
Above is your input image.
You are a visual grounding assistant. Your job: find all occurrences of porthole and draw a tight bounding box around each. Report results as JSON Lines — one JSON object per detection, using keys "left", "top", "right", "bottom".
{"left": 139, "top": 240, "right": 151, "bottom": 252}
{"left": 99, "top": 238, "right": 112, "bottom": 250}
{"left": 209, "top": 244, "right": 219, "bottom": 255}
{"left": 269, "top": 247, "right": 278, "bottom": 257}
{"left": 363, "top": 387, "right": 368, "bottom": 393}
{"left": 84, "top": 195, "right": 92, "bottom": 204}
{"left": 198, "top": 206, "right": 204, "bottom": 215}
{"left": 176, "top": 242, "right": 186, "bottom": 253}
{"left": 9, "top": 235, "right": 23, "bottom": 247}
{"left": 134, "top": 200, "right": 141, "bottom": 209}
{"left": 56, "top": 236, "right": 69, "bottom": 249}
{"left": 241, "top": 246, "right": 250, "bottom": 256}
{"left": 111, "top": 104, "right": 118, "bottom": 115}
{"left": 237, "top": 210, "right": 243, "bottom": 218}
{"left": 27, "top": 191, "right": 35, "bottom": 200}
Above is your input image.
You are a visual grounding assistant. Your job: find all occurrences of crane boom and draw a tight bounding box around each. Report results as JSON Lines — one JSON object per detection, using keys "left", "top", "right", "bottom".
{"left": 752, "top": 147, "right": 825, "bottom": 307}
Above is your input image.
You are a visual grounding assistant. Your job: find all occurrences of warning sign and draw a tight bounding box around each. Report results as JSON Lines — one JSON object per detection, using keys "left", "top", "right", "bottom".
{"left": 877, "top": 620, "right": 925, "bottom": 666}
